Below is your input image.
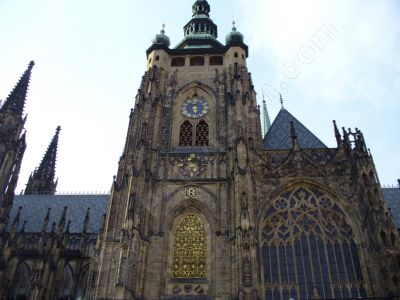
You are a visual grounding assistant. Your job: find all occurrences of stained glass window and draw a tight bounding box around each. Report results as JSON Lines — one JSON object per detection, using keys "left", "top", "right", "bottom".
{"left": 179, "top": 121, "right": 193, "bottom": 146}
{"left": 195, "top": 120, "right": 209, "bottom": 146}
{"left": 172, "top": 213, "right": 207, "bottom": 278}
{"left": 261, "top": 187, "right": 366, "bottom": 300}
{"left": 10, "top": 262, "right": 30, "bottom": 299}
{"left": 60, "top": 264, "right": 73, "bottom": 298}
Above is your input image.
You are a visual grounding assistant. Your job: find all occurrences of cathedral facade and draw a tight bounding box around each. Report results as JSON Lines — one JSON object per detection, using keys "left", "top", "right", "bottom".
{"left": 1, "top": 1, "right": 400, "bottom": 299}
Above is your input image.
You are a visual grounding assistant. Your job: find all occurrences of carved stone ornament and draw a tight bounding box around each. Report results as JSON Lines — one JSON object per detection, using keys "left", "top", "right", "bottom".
{"left": 171, "top": 154, "right": 211, "bottom": 177}
{"left": 185, "top": 186, "right": 199, "bottom": 198}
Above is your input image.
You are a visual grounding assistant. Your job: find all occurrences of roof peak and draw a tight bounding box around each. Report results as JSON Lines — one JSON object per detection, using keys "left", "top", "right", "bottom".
{"left": 263, "top": 108, "right": 327, "bottom": 150}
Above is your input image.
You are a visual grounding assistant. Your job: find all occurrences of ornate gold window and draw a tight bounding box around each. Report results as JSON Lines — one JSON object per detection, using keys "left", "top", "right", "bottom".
{"left": 179, "top": 121, "right": 193, "bottom": 146}
{"left": 260, "top": 187, "right": 366, "bottom": 299}
{"left": 195, "top": 120, "right": 209, "bottom": 146}
{"left": 172, "top": 213, "right": 206, "bottom": 278}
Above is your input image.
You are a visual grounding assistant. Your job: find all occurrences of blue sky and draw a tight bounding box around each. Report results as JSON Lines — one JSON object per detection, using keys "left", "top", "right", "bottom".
{"left": 0, "top": 0, "right": 399, "bottom": 193}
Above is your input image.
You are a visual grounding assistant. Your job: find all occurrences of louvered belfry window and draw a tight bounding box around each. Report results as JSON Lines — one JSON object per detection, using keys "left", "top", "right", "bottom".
{"left": 179, "top": 121, "right": 193, "bottom": 146}
{"left": 195, "top": 120, "right": 209, "bottom": 146}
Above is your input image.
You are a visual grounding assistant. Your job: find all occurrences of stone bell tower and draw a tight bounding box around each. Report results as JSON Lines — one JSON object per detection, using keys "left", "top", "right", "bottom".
{"left": 92, "top": 1, "right": 262, "bottom": 299}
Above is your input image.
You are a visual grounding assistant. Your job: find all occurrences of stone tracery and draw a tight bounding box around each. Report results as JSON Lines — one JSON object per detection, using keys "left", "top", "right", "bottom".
{"left": 260, "top": 187, "right": 366, "bottom": 300}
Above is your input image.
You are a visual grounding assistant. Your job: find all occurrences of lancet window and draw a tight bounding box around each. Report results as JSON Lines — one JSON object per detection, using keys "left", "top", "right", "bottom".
{"left": 59, "top": 264, "right": 74, "bottom": 299}
{"left": 260, "top": 187, "right": 366, "bottom": 300}
{"left": 10, "top": 262, "right": 30, "bottom": 299}
{"left": 195, "top": 120, "right": 209, "bottom": 146}
{"left": 179, "top": 120, "right": 209, "bottom": 147}
{"left": 172, "top": 213, "right": 207, "bottom": 278}
{"left": 179, "top": 121, "right": 193, "bottom": 146}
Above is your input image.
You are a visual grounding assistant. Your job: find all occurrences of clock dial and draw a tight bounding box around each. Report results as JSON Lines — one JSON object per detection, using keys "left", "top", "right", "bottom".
{"left": 181, "top": 98, "right": 209, "bottom": 118}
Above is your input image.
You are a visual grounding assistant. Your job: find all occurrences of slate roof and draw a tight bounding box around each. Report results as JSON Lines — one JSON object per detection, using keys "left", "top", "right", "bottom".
{"left": 7, "top": 194, "right": 109, "bottom": 233}
{"left": 263, "top": 108, "right": 327, "bottom": 150}
{"left": 383, "top": 187, "right": 400, "bottom": 228}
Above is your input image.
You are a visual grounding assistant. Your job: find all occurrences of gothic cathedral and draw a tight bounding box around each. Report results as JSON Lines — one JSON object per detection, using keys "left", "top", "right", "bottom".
{"left": 1, "top": 1, "right": 400, "bottom": 299}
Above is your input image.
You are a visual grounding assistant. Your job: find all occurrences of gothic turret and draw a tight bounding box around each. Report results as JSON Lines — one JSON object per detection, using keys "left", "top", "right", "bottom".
{"left": 151, "top": 24, "right": 170, "bottom": 47}
{"left": 25, "top": 126, "right": 61, "bottom": 195}
{"left": 226, "top": 21, "right": 244, "bottom": 44}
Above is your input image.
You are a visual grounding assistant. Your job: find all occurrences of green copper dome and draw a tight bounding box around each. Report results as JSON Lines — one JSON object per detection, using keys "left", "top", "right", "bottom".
{"left": 226, "top": 21, "right": 244, "bottom": 44}
{"left": 152, "top": 25, "right": 170, "bottom": 47}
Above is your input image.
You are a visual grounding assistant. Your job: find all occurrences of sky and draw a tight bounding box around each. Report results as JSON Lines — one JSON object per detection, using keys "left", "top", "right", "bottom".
{"left": 0, "top": 0, "right": 399, "bottom": 193}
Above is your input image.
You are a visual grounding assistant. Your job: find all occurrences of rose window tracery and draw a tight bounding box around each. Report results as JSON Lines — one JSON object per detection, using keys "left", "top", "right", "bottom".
{"left": 172, "top": 213, "right": 207, "bottom": 278}
{"left": 261, "top": 187, "right": 366, "bottom": 300}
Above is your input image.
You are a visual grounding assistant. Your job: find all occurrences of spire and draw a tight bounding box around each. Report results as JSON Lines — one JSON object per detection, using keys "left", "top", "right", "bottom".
{"left": 11, "top": 206, "right": 22, "bottom": 235}
{"left": 58, "top": 206, "right": 67, "bottom": 234}
{"left": 41, "top": 208, "right": 51, "bottom": 233}
{"left": 280, "top": 93, "right": 284, "bottom": 109}
{"left": 25, "top": 126, "right": 61, "bottom": 195}
{"left": 261, "top": 90, "right": 271, "bottom": 136}
{"left": 19, "top": 220, "right": 27, "bottom": 233}
{"left": 0, "top": 61, "right": 34, "bottom": 116}
{"left": 82, "top": 208, "right": 90, "bottom": 233}
{"left": 333, "top": 120, "right": 341, "bottom": 147}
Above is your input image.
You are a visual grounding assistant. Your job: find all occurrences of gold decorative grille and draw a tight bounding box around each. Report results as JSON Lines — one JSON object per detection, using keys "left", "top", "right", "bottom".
{"left": 172, "top": 214, "right": 206, "bottom": 278}
{"left": 179, "top": 121, "right": 193, "bottom": 146}
{"left": 195, "top": 120, "right": 209, "bottom": 146}
{"left": 261, "top": 187, "right": 366, "bottom": 300}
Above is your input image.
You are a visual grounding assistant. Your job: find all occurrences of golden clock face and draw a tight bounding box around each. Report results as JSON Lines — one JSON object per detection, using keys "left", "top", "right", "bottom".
{"left": 181, "top": 98, "right": 209, "bottom": 118}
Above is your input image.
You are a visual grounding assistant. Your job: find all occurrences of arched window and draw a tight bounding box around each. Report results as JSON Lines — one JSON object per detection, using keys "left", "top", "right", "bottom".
{"left": 179, "top": 121, "right": 193, "bottom": 146}
{"left": 59, "top": 264, "right": 74, "bottom": 299}
{"left": 195, "top": 120, "right": 209, "bottom": 146}
{"left": 10, "top": 262, "right": 30, "bottom": 299}
{"left": 172, "top": 214, "right": 206, "bottom": 278}
{"left": 260, "top": 187, "right": 366, "bottom": 299}
{"left": 76, "top": 266, "right": 89, "bottom": 299}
